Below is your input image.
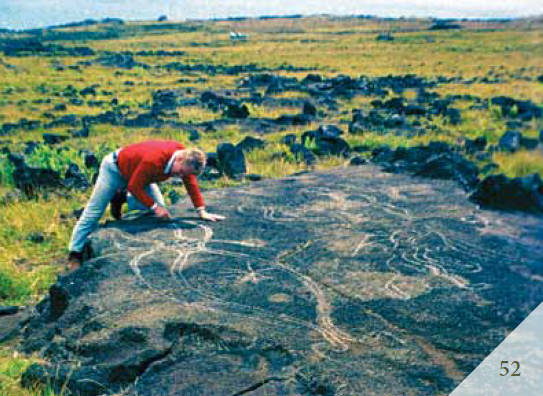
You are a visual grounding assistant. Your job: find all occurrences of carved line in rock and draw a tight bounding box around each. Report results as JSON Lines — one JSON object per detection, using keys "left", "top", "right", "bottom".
{"left": 115, "top": 219, "right": 358, "bottom": 353}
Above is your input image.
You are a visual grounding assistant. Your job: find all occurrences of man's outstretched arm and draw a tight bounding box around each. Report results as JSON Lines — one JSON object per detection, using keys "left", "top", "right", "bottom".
{"left": 182, "top": 174, "right": 225, "bottom": 222}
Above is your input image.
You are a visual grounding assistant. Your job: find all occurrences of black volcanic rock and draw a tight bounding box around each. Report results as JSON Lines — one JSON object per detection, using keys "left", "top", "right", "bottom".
{"left": 217, "top": 142, "right": 246, "bottom": 179}
{"left": 96, "top": 52, "right": 149, "bottom": 69}
{"left": 302, "top": 100, "right": 317, "bottom": 116}
{"left": 290, "top": 143, "right": 317, "bottom": 165}
{"left": 464, "top": 136, "right": 487, "bottom": 153}
{"left": 372, "top": 142, "right": 479, "bottom": 191}
{"left": 19, "top": 166, "right": 543, "bottom": 396}
{"left": 498, "top": 131, "right": 522, "bottom": 152}
{"left": 223, "top": 102, "right": 250, "bottom": 119}
{"left": 274, "top": 113, "right": 312, "bottom": 126}
{"left": 64, "top": 163, "right": 90, "bottom": 190}
{"left": 490, "top": 96, "right": 542, "bottom": 120}
{"left": 43, "top": 133, "right": 69, "bottom": 145}
{"left": 236, "top": 136, "right": 266, "bottom": 152}
{"left": 8, "top": 153, "right": 63, "bottom": 195}
{"left": 470, "top": 173, "right": 543, "bottom": 213}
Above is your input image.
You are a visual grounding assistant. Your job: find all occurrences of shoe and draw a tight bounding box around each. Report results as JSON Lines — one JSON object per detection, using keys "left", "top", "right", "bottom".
{"left": 66, "top": 251, "right": 83, "bottom": 273}
{"left": 110, "top": 188, "right": 127, "bottom": 220}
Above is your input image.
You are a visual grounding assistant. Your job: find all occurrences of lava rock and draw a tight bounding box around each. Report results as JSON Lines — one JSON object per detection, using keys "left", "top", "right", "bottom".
{"left": 151, "top": 89, "right": 183, "bottom": 115}
{"left": 223, "top": 103, "right": 250, "bottom": 119}
{"left": 280, "top": 134, "right": 296, "bottom": 147}
{"left": 80, "top": 85, "right": 98, "bottom": 96}
{"left": 274, "top": 114, "right": 312, "bottom": 126}
{"left": 43, "top": 133, "right": 69, "bottom": 145}
{"left": 490, "top": 96, "right": 542, "bottom": 120}
{"left": 217, "top": 143, "right": 246, "bottom": 179}
{"left": 236, "top": 136, "right": 266, "bottom": 152}
{"left": 205, "top": 152, "right": 219, "bottom": 170}
{"left": 376, "top": 33, "right": 394, "bottom": 41}
{"left": 96, "top": 52, "right": 149, "bottom": 69}
{"left": 520, "top": 136, "right": 539, "bottom": 150}
{"left": 188, "top": 129, "right": 200, "bottom": 142}
{"left": 445, "top": 108, "right": 461, "bottom": 125}
{"left": 290, "top": 143, "right": 317, "bottom": 166}
{"left": 372, "top": 142, "right": 479, "bottom": 191}
{"left": 8, "top": 153, "right": 63, "bottom": 195}
{"left": 64, "top": 163, "right": 90, "bottom": 190}
{"left": 26, "top": 231, "right": 46, "bottom": 243}
{"left": 84, "top": 152, "right": 99, "bottom": 169}
{"left": 72, "top": 125, "right": 90, "bottom": 138}
{"left": 464, "top": 136, "right": 487, "bottom": 153}
{"left": 24, "top": 141, "right": 40, "bottom": 155}
{"left": 350, "top": 156, "right": 368, "bottom": 166}
{"left": 302, "top": 101, "right": 317, "bottom": 116}
{"left": 470, "top": 173, "right": 543, "bottom": 213}
{"left": 404, "top": 104, "right": 426, "bottom": 116}
{"left": 0, "top": 306, "right": 19, "bottom": 316}
{"left": 498, "top": 131, "right": 522, "bottom": 152}
{"left": 49, "top": 283, "right": 70, "bottom": 320}
{"left": 245, "top": 174, "right": 262, "bottom": 181}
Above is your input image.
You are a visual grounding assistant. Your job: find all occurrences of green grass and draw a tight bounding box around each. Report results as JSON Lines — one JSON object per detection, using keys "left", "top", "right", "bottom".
{"left": 492, "top": 150, "right": 543, "bottom": 178}
{"left": 0, "top": 345, "right": 57, "bottom": 396}
{"left": 1, "top": 14, "right": 542, "bottom": 395}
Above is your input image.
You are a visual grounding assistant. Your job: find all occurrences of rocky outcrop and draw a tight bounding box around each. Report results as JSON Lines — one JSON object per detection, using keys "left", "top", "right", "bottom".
{"left": 372, "top": 142, "right": 479, "bottom": 191}
{"left": 470, "top": 173, "right": 543, "bottom": 213}
{"left": 217, "top": 142, "right": 247, "bottom": 179}
{"left": 19, "top": 166, "right": 543, "bottom": 396}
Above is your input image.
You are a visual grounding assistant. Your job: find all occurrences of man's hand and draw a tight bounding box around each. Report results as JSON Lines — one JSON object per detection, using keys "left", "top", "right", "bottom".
{"left": 198, "top": 210, "right": 225, "bottom": 222}
{"left": 153, "top": 205, "right": 172, "bottom": 219}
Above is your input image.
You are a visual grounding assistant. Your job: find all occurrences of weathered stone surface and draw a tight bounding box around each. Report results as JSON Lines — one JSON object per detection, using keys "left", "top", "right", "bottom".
{"left": 64, "top": 163, "right": 90, "bottom": 190}
{"left": 498, "top": 130, "right": 522, "bottom": 152}
{"left": 7, "top": 153, "right": 63, "bottom": 195}
{"left": 42, "top": 133, "right": 69, "bottom": 145}
{"left": 490, "top": 96, "right": 542, "bottom": 120}
{"left": 464, "top": 136, "right": 487, "bottom": 153}
{"left": 470, "top": 173, "right": 543, "bottom": 213}
{"left": 20, "top": 166, "right": 543, "bottom": 396}
{"left": 372, "top": 142, "right": 479, "bottom": 191}
{"left": 236, "top": 136, "right": 266, "bottom": 152}
{"left": 217, "top": 142, "right": 247, "bottom": 179}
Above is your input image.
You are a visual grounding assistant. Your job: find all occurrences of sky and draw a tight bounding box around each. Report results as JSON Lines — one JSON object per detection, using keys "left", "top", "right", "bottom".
{"left": 1, "top": 0, "right": 542, "bottom": 30}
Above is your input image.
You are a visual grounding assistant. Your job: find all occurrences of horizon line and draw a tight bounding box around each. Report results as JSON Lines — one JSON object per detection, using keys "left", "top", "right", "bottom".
{"left": 2, "top": 11, "right": 542, "bottom": 32}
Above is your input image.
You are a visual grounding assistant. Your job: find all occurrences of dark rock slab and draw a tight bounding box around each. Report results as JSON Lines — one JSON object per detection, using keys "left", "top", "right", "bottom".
{"left": 42, "top": 133, "right": 69, "bottom": 145}
{"left": 20, "top": 166, "right": 543, "bottom": 396}
{"left": 520, "top": 136, "right": 539, "bottom": 150}
{"left": 223, "top": 103, "right": 250, "bottom": 119}
{"left": 237, "top": 136, "right": 266, "bottom": 152}
{"left": 289, "top": 143, "right": 317, "bottom": 165}
{"left": 0, "top": 308, "right": 29, "bottom": 342}
{"left": 217, "top": 142, "right": 246, "bottom": 179}
{"left": 7, "top": 153, "right": 63, "bottom": 195}
{"left": 490, "top": 96, "right": 542, "bottom": 120}
{"left": 372, "top": 142, "right": 479, "bottom": 191}
{"left": 470, "top": 173, "right": 543, "bottom": 213}
{"left": 64, "top": 163, "right": 90, "bottom": 190}
{"left": 498, "top": 131, "right": 522, "bottom": 152}
{"left": 464, "top": 136, "right": 487, "bottom": 153}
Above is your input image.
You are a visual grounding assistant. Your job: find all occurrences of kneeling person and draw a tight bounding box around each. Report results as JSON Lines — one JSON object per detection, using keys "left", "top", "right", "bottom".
{"left": 67, "top": 140, "right": 224, "bottom": 270}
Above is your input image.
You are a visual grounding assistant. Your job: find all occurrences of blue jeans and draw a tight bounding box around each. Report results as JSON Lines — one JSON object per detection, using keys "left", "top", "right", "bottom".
{"left": 68, "top": 151, "right": 165, "bottom": 253}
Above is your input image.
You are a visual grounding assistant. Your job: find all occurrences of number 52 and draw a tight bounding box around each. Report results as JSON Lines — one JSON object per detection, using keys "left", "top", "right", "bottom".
{"left": 500, "top": 361, "right": 521, "bottom": 376}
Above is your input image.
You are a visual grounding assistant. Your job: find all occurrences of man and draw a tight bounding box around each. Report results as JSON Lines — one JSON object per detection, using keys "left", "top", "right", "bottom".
{"left": 67, "top": 139, "right": 225, "bottom": 270}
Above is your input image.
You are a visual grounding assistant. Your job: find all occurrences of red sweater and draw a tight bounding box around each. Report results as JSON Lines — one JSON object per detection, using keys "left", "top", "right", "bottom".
{"left": 117, "top": 140, "right": 205, "bottom": 209}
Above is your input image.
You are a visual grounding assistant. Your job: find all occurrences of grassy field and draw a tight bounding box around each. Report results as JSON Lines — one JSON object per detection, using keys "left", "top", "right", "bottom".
{"left": 0, "top": 15, "right": 542, "bottom": 394}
